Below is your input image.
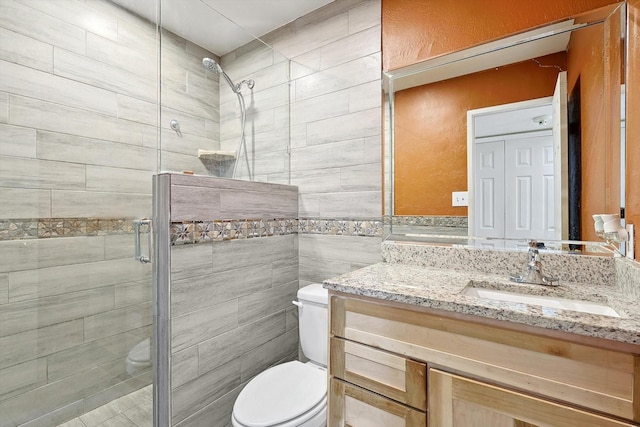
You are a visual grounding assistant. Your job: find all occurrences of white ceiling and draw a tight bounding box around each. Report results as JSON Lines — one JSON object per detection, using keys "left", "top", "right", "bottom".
{"left": 111, "top": 0, "right": 335, "bottom": 56}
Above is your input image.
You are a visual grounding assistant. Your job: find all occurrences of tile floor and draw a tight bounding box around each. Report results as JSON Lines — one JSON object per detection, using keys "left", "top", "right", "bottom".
{"left": 57, "top": 385, "right": 152, "bottom": 427}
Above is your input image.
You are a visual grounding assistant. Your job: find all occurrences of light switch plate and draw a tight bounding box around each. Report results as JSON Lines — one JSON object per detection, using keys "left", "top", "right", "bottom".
{"left": 452, "top": 191, "right": 468, "bottom": 206}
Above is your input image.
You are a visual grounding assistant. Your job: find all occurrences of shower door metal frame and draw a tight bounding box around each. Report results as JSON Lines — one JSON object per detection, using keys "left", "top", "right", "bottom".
{"left": 153, "top": 174, "right": 171, "bottom": 427}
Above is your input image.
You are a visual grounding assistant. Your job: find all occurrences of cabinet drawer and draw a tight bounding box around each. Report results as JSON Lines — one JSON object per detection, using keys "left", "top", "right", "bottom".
{"left": 331, "top": 337, "right": 427, "bottom": 410}
{"left": 329, "top": 378, "right": 427, "bottom": 427}
{"left": 331, "top": 295, "right": 640, "bottom": 422}
{"left": 429, "top": 369, "right": 636, "bottom": 427}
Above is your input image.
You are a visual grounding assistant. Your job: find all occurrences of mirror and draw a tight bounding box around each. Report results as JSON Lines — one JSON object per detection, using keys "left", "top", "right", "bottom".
{"left": 383, "top": 3, "right": 626, "bottom": 250}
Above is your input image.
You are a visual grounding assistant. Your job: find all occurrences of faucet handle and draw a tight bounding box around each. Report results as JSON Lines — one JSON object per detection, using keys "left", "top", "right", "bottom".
{"left": 510, "top": 240, "right": 559, "bottom": 286}
{"left": 528, "top": 240, "right": 547, "bottom": 249}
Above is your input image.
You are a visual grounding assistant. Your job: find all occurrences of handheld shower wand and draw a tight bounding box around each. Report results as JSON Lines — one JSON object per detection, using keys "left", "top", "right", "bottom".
{"left": 202, "top": 58, "right": 254, "bottom": 93}
{"left": 202, "top": 57, "right": 255, "bottom": 180}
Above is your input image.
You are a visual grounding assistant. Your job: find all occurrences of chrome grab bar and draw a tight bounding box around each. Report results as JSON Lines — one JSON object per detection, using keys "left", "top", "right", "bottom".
{"left": 134, "top": 219, "right": 152, "bottom": 264}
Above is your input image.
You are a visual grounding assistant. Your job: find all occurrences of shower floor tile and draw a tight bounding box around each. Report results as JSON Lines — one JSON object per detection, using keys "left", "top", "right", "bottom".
{"left": 56, "top": 385, "right": 152, "bottom": 427}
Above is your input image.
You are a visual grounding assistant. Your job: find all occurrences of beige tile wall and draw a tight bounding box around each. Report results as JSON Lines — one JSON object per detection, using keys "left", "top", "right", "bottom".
{"left": 0, "top": 0, "right": 220, "bottom": 220}
{"left": 227, "top": 0, "right": 384, "bottom": 283}
{"left": 165, "top": 174, "right": 299, "bottom": 426}
{"left": 217, "top": 39, "right": 291, "bottom": 181}
{"left": 174, "top": 12, "right": 384, "bottom": 426}
{"left": 175, "top": 4, "right": 383, "bottom": 425}
{"left": 214, "top": 0, "right": 383, "bottom": 289}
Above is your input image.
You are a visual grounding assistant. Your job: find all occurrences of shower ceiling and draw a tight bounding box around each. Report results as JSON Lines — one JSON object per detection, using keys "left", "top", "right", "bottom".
{"left": 110, "top": 0, "right": 335, "bottom": 55}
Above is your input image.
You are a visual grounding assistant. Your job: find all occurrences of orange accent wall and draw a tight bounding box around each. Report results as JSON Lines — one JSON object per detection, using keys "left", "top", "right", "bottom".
{"left": 394, "top": 53, "right": 566, "bottom": 216}
{"left": 383, "top": 0, "right": 620, "bottom": 71}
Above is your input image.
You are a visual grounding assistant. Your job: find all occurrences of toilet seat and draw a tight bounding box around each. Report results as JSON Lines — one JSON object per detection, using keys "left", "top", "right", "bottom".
{"left": 232, "top": 361, "right": 326, "bottom": 427}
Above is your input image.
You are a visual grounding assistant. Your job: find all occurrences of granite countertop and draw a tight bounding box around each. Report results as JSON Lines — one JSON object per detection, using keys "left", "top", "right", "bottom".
{"left": 323, "top": 262, "right": 640, "bottom": 346}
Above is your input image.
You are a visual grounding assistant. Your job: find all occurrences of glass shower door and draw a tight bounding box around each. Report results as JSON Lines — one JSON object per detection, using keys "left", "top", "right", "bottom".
{"left": 0, "top": 0, "right": 159, "bottom": 425}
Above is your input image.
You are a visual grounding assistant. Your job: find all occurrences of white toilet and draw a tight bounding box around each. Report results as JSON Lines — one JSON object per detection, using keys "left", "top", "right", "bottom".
{"left": 126, "top": 337, "right": 151, "bottom": 376}
{"left": 231, "top": 283, "right": 328, "bottom": 427}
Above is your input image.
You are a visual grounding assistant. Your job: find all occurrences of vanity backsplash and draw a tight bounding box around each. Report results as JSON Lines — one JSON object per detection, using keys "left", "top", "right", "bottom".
{"left": 380, "top": 241, "right": 639, "bottom": 294}
{"left": 616, "top": 257, "right": 640, "bottom": 301}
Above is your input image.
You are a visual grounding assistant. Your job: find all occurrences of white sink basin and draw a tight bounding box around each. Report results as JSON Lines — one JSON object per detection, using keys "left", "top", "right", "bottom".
{"left": 463, "top": 286, "right": 620, "bottom": 317}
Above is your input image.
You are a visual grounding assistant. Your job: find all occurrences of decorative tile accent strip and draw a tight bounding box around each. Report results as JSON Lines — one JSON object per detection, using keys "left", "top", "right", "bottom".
{"left": 0, "top": 218, "right": 136, "bottom": 241}
{"left": 2, "top": 216, "right": 383, "bottom": 243}
{"left": 390, "top": 216, "right": 468, "bottom": 228}
{"left": 298, "top": 218, "right": 383, "bottom": 237}
{"left": 171, "top": 218, "right": 299, "bottom": 245}
{"left": 170, "top": 217, "right": 383, "bottom": 245}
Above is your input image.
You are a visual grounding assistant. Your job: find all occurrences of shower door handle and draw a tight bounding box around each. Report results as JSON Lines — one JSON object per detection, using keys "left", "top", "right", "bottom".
{"left": 134, "top": 219, "right": 152, "bottom": 264}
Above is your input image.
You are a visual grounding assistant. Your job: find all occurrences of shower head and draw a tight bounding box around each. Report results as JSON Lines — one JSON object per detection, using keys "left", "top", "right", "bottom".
{"left": 202, "top": 57, "right": 222, "bottom": 73}
{"left": 203, "top": 56, "right": 238, "bottom": 93}
{"left": 202, "top": 57, "right": 254, "bottom": 94}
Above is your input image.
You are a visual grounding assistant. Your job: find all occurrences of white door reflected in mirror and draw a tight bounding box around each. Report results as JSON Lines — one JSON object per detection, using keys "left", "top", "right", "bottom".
{"left": 468, "top": 73, "right": 567, "bottom": 247}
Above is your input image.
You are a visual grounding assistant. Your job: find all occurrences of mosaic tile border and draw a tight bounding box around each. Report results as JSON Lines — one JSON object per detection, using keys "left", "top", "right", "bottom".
{"left": 1, "top": 216, "right": 383, "bottom": 244}
{"left": 171, "top": 219, "right": 298, "bottom": 245}
{"left": 388, "top": 215, "right": 468, "bottom": 228}
{"left": 171, "top": 217, "right": 383, "bottom": 245}
{"left": 298, "top": 218, "right": 383, "bottom": 237}
{"left": 0, "top": 218, "right": 136, "bottom": 241}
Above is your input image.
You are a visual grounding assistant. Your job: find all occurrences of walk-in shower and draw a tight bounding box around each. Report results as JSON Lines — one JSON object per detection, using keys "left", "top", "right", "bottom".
{"left": 203, "top": 57, "right": 255, "bottom": 180}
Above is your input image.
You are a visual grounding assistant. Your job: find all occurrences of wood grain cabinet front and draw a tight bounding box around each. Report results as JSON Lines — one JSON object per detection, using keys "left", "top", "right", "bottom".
{"left": 330, "top": 337, "right": 427, "bottom": 411}
{"left": 329, "top": 293, "right": 640, "bottom": 426}
{"left": 429, "top": 369, "right": 637, "bottom": 427}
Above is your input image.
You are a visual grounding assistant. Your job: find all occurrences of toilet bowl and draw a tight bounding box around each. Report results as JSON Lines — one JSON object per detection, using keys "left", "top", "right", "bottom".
{"left": 126, "top": 337, "right": 151, "bottom": 376}
{"left": 231, "top": 284, "right": 329, "bottom": 427}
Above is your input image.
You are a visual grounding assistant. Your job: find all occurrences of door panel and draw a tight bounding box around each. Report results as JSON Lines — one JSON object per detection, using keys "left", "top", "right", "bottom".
{"left": 475, "top": 140, "right": 504, "bottom": 238}
{"left": 505, "top": 135, "right": 555, "bottom": 240}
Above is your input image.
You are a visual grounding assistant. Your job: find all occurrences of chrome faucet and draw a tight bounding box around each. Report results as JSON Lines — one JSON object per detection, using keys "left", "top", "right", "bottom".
{"left": 510, "top": 241, "right": 559, "bottom": 286}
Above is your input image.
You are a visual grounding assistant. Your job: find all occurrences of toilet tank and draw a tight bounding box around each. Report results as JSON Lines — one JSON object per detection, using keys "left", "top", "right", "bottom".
{"left": 296, "top": 283, "right": 329, "bottom": 366}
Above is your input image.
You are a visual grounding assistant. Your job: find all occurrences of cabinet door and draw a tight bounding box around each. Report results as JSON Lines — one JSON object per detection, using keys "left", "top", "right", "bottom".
{"left": 331, "top": 337, "right": 427, "bottom": 410}
{"left": 429, "top": 369, "right": 636, "bottom": 427}
{"left": 329, "top": 378, "right": 426, "bottom": 427}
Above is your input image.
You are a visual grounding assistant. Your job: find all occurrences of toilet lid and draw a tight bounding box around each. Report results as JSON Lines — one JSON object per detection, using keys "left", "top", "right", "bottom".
{"left": 233, "top": 361, "right": 326, "bottom": 427}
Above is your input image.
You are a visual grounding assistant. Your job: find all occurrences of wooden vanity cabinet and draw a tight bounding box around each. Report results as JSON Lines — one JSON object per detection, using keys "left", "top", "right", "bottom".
{"left": 328, "top": 292, "right": 640, "bottom": 426}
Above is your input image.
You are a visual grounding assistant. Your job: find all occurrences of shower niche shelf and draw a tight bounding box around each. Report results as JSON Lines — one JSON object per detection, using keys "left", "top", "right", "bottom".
{"left": 198, "top": 150, "right": 235, "bottom": 177}
{"left": 197, "top": 149, "right": 236, "bottom": 161}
